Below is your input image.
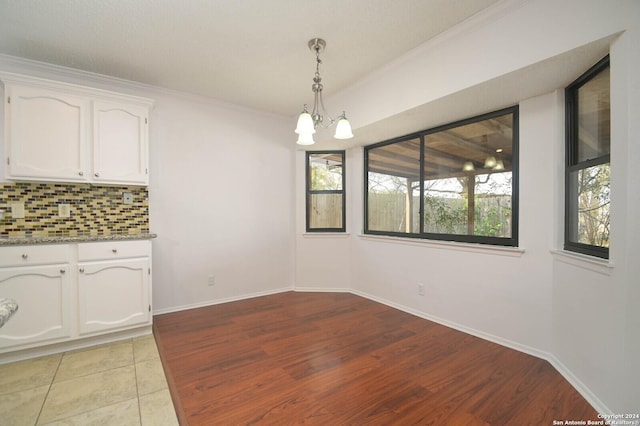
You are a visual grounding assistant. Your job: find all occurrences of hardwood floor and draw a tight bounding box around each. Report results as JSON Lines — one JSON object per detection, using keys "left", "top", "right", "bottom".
{"left": 153, "top": 291, "right": 599, "bottom": 425}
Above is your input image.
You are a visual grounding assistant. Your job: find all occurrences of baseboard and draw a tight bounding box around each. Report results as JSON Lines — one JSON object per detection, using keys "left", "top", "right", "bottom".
{"left": 546, "top": 354, "right": 612, "bottom": 416}
{"left": 0, "top": 326, "right": 152, "bottom": 365}
{"left": 293, "top": 286, "right": 351, "bottom": 293}
{"left": 349, "top": 288, "right": 612, "bottom": 417}
{"left": 349, "top": 289, "right": 548, "bottom": 358}
{"left": 152, "top": 286, "right": 294, "bottom": 315}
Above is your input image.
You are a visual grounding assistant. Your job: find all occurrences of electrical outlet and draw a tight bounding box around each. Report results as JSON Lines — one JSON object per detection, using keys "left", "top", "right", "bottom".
{"left": 208, "top": 275, "right": 216, "bottom": 286}
{"left": 58, "top": 204, "right": 71, "bottom": 218}
{"left": 417, "top": 282, "right": 425, "bottom": 296}
{"left": 10, "top": 203, "right": 25, "bottom": 219}
{"left": 123, "top": 193, "right": 134, "bottom": 205}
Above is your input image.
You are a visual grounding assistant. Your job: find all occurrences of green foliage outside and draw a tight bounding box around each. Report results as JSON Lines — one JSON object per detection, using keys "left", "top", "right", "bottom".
{"left": 575, "top": 163, "right": 610, "bottom": 247}
{"left": 368, "top": 172, "right": 512, "bottom": 237}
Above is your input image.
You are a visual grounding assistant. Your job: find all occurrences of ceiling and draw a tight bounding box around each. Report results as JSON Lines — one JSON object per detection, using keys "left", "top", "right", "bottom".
{"left": 0, "top": 0, "right": 500, "bottom": 119}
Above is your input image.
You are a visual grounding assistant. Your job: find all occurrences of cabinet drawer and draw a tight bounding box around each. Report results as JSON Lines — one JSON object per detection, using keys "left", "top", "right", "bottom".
{"left": 0, "top": 245, "right": 69, "bottom": 267}
{"left": 78, "top": 240, "right": 150, "bottom": 261}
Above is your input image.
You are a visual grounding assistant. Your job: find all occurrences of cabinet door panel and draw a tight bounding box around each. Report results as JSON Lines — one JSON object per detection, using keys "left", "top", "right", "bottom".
{"left": 93, "top": 102, "right": 148, "bottom": 185}
{"left": 7, "top": 85, "right": 88, "bottom": 181}
{"left": 0, "top": 265, "right": 71, "bottom": 350}
{"left": 78, "top": 258, "right": 150, "bottom": 335}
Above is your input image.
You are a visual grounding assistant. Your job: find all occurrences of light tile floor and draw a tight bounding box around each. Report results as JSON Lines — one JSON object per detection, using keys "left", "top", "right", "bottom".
{"left": 0, "top": 335, "right": 179, "bottom": 426}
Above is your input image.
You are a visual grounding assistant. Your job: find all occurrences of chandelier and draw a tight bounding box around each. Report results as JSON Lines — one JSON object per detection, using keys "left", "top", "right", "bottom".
{"left": 295, "top": 38, "right": 354, "bottom": 145}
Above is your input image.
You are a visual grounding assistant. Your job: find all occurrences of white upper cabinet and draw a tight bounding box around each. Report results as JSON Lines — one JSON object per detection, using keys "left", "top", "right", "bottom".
{"left": 93, "top": 101, "right": 148, "bottom": 185}
{"left": 6, "top": 84, "right": 89, "bottom": 181}
{"left": 1, "top": 72, "right": 153, "bottom": 186}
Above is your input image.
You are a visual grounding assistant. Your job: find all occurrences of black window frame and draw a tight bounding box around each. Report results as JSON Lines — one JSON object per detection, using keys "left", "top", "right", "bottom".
{"left": 306, "top": 150, "right": 346, "bottom": 233}
{"left": 564, "top": 55, "right": 610, "bottom": 259}
{"left": 364, "top": 106, "right": 519, "bottom": 247}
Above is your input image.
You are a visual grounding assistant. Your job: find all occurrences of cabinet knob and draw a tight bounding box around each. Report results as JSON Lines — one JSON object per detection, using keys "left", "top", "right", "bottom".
{"left": 79, "top": 268, "right": 85, "bottom": 273}
{"left": 95, "top": 172, "right": 100, "bottom": 178}
{"left": 112, "top": 249, "right": 118, "bottom": 254}
{"left": 60, "top": 269, "right": 66, "bottom": 274}
{"left": 21, "top": 253, "right": 28, "bottom": 259}
{"left": 79, "top": 171, "right": 84, "bottom": 176}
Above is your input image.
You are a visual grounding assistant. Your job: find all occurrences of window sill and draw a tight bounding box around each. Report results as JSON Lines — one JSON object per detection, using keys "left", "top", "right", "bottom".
{"left": 550, "top": 249, "right": 614, "bottom": 276}
{"left": 358, "top": 234, "right": 525, "bottom": 257}
{"left": 302, "top": 232, "right": 350, "bottom": 239}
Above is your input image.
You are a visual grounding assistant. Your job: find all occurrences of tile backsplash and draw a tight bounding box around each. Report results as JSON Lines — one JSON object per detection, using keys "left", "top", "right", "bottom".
{"left": 0, "top": 182, "right": 149, "bottom": 238}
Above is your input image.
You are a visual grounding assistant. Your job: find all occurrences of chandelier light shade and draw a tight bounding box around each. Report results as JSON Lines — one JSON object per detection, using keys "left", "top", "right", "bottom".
{"left": 296, "top": 131, "right": 315, "bottom": 146}
{"left": 462, "top": 161, "right": 475, "bottom": 172}
{"left": 334, "top": 112, "right": 354, "bottom": 139}
{"left": 295, "top": 105, "right": 315, "bottom": 135}
{"left": 295, "top": 38, "right": 353, "bottom": 145}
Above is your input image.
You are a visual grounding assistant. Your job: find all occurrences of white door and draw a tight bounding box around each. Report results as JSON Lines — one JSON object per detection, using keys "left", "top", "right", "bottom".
{"left": 6, "top": 85, "right": 88, "bottom": 181}
{"left": 78, "top": 258, "right": 150, "bottom": 335}
{"left": 0, "top": 264, "right": 71, "bottom": 350}
{"left": 92, "top": 101, "right": 148, "bottom": 185}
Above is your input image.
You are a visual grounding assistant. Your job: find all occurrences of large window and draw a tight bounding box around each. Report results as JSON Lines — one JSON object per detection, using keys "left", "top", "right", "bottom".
{"left": 565, "top": 56, "right": 610, "bottom": 259}
{"left": 365, "top": 107, "right": 518, "bottom": 246}
{"left": 306, "top": 151, "right": 346, "bottom": 232}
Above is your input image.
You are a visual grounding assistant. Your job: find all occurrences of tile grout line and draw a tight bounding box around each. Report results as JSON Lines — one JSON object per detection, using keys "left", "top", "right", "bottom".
{"left": 133, "top": 338, "right": 143, "bottom": 426}
{"left": 34, "top": 351, "right": 64, "bottom": 425}
{"left": 36, "top": 338, "right": 142, "bottom": 425}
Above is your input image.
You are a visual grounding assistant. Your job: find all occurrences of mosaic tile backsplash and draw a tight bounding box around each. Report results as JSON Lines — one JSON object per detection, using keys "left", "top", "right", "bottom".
{"left": 0, "top": 182, "right": 149, "bottom": 238}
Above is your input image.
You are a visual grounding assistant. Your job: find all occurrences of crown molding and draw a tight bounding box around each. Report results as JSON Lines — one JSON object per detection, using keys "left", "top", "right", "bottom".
{"left": 0, "top": 53, "right": 289, "bottom": 120}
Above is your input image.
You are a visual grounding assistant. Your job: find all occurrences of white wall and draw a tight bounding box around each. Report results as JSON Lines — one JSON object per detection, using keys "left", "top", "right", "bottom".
{"left": 346, "top": 91, "right": 557, "bottom": 356}
{"left": 551, "top": 20, "right": 640, "bottom": 412}
{"left": 149, "top": 92, "right": 295, "bottom": 312}
{"left": 295, "top": 0, "right": 639, "bottom": 414}
{"left": 293, "top": 149, "right": 351, "bottom": 292}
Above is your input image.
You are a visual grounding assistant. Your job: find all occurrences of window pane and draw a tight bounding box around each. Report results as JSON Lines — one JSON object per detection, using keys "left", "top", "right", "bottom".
{"left": 364, "top": 107, "right": 517, "bottom": 246}
{"left": 306, "top": 151, "right": 345, "bottom": 232}
{"left": 309, "top": 193, "right": 343, "bottom": 229}
{"left": 474, "top": 172, "right": 512, "bottom": 237}
{"left": 568, "top": 164, "right": 610, "bottom": 248}
{"left": 367, "top": 139, "right": 420, "bottom": 234}
{"left": 565, "top": 56, "right": 609, "bottom": 258}
{"left": 577, "top": 67, "right": 610, "bottom": 162}
{"left": 423, "top": 177, "right": 468, "bottom": 234}
{"left": 423, "top": 112, "right": 514, "bottom": 238}
{"left": 309, "top": 153, "right": 343, "bottom": 190}
{"left": 424, "top": 113, "right": 513, "bottom": 181}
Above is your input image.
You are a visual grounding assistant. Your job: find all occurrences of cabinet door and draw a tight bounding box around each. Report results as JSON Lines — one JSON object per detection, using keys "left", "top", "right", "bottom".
{"left": 78, "top": 258, "right": 150, "bottom": 335}
{"left": 5, "top": 85, "right": 88, "bottom": 181}
{"left": 0, "top": 264, "right": 72, "bottom": 351}
{"left": 93, "top": 101, "right": 148, "bottom": 185}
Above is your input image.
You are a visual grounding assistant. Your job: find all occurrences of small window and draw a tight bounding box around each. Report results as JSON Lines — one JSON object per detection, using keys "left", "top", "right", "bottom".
{"left": 306, "top": 151, "right": 346, "bottom": 232}
{"left": 365, "top": 107, "right": 518, "bottom": 246}
{"left": 565, "top": 56, "right": 610, "bottom": 258}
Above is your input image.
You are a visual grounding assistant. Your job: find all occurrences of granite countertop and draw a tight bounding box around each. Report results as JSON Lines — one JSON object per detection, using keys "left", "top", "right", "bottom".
{"left": 0, "top": 233, "right": 157, "bottom": 246}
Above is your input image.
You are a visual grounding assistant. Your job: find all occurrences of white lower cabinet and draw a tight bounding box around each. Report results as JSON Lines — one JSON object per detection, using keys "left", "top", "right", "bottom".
{"left": 0, "top": 264, "right": 72, "bottom": 349}
{"left": 0, "top": 240, "right": 152, "bottom": 354}
{"left": 78, "top": 258, "right": 150, "bottom": 335}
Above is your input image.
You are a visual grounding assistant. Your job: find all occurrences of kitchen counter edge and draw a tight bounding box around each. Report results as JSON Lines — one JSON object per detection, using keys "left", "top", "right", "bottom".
{"left": 0, "top": 233, "right": 158, "bottom": 246}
